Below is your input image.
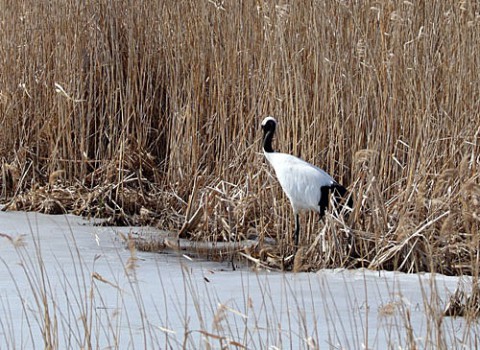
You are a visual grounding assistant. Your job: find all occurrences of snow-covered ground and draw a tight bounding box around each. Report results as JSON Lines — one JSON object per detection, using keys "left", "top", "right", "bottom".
{"left": 0, "top": 210, "right": 476, "bottom": 349}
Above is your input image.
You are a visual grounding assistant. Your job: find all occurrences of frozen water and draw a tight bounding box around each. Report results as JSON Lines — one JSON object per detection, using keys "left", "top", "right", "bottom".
{"left": 0, "top": 210, "right": 476, "bottom": 349}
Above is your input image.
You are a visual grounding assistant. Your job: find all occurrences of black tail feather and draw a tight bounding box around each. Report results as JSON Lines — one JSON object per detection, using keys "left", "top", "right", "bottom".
{"left": 318, "top": 183, "right": 353, "bottom": 219}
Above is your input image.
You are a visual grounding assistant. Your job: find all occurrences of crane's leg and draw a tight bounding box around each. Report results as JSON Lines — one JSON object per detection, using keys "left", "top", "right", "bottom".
{"left": 294, "top": 213, "right": 300, "bottom": 246}
{"left": 282, "top": 213, "right": 300, "bottom": 271}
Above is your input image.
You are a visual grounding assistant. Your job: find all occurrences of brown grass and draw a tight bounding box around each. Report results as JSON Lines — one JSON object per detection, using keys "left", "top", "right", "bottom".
{"left": 1, "top": 0, "right": 479, "bottom": 274}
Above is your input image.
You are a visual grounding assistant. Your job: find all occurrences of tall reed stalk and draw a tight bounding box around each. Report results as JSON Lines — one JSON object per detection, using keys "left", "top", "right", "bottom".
{"left": 1, "top": 0, "right": 479, "bottom": 273}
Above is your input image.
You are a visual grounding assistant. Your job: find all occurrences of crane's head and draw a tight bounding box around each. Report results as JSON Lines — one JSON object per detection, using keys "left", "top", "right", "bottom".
{"left": 261, "top": 116, "right": 277, "bottom": 134}
{"left": 261, "top": 116, "right": 277, "bottom": 153}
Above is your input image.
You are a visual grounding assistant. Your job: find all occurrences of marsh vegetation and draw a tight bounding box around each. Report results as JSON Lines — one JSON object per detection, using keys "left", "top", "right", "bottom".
{"left": 1, "top": 1, "right": 479, "bottom": 272}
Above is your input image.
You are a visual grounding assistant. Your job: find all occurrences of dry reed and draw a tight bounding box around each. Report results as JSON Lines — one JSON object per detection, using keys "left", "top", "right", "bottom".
{"left": 0, "top": 0, "right": 479, "bottom": 274}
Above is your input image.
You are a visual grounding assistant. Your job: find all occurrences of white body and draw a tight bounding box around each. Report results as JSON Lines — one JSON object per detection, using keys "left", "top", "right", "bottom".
{"left": 264, "top": 151, "right": 335, "bottom": 214}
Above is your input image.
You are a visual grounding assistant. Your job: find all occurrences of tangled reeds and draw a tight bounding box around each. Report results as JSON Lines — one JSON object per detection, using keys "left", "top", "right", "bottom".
{"left": 0, "top": 0, "right": 479, "bottom": 274}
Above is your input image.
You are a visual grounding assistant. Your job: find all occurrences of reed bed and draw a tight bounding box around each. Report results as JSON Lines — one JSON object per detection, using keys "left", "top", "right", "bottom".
{"left": 1, "top": 0, "right": 479, "bottom": 274}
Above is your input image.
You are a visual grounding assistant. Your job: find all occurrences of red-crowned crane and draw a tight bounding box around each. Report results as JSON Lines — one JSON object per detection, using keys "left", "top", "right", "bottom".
{"left": 261, "top": 116, "right": 352, "bottom": 246}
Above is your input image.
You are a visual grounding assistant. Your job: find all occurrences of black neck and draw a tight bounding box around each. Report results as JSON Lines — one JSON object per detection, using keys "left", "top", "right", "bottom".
{"left": 263, "top": 130, "right": 274, "bottom": 153}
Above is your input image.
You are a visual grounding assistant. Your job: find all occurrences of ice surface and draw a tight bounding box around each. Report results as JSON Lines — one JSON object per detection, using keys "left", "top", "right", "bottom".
{"left": 0, "top": 210, "right": 476, "bottom": 349}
